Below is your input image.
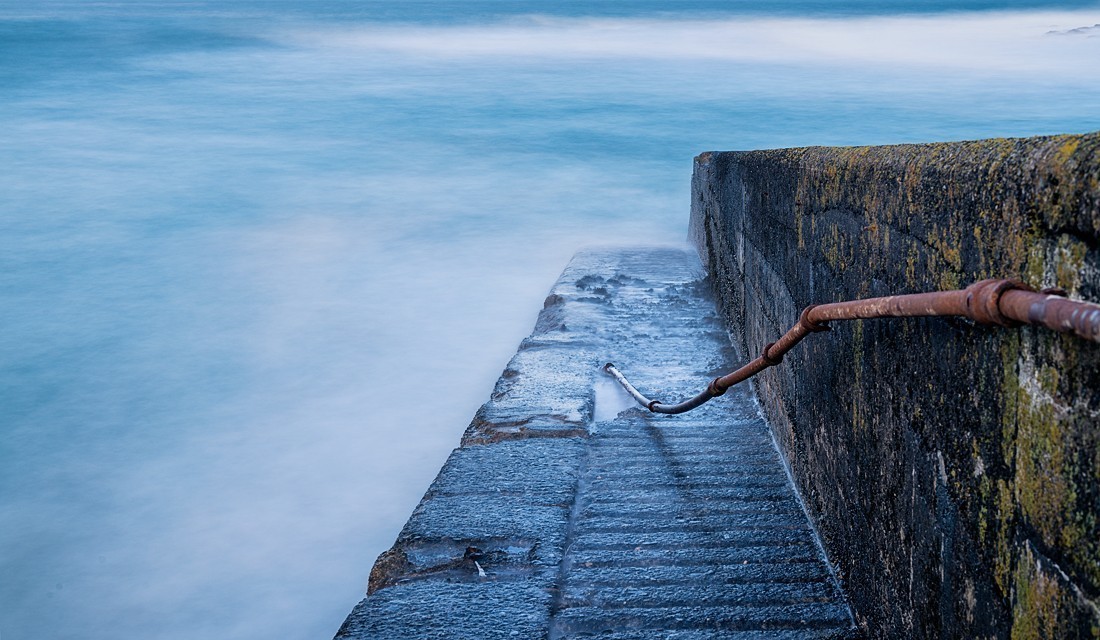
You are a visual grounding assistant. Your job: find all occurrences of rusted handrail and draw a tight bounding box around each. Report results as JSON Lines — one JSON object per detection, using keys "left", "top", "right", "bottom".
{"left": 604, "top": 278, "right": 1100, "bottom": 415}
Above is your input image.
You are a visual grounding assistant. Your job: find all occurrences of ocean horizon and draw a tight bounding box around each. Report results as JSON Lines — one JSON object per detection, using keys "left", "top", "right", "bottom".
{"left": 2, "top": 1, "right": 1099, "bottom": 638}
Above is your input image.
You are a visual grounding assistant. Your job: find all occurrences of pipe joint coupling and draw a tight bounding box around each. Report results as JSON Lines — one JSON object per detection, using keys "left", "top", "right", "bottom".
{"left": 965, "top": 279, "right": 1032, "bottom": 327}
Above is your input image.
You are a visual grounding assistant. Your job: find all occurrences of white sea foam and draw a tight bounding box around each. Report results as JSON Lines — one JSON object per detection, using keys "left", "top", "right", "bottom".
{"left": 286, "top": 10, "right": 1100, "bottom": 77}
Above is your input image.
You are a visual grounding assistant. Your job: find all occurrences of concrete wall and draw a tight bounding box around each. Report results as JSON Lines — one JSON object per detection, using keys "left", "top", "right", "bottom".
{"left": 690, "top": 132, "right": 1100, "bottom": 639}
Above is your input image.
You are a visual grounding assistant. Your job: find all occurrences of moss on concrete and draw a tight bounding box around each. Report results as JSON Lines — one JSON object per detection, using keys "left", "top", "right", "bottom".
{"left": 1011, "top": 543, "right": 1100, "bottom": 640}
{"left": 691, "top": 131, "right": 1100, "bottom": 638}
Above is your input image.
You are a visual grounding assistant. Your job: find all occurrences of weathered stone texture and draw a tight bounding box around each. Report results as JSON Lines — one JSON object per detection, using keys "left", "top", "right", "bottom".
{"left": 335, "top": 248, "right": 854, "bottom": 639}
{"left": 690, "top": 132, "right": 1100, "bottom": 638}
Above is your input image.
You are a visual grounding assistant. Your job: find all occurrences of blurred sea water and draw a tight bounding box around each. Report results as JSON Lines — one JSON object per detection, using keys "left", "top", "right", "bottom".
{"left": 1, "top": 1, "right": 1098, "bottom": 638}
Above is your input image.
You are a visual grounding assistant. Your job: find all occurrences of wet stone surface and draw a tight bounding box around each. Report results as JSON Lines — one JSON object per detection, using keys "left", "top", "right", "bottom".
{"left": 335, "top": 247, "right": 854, "bottom": 639}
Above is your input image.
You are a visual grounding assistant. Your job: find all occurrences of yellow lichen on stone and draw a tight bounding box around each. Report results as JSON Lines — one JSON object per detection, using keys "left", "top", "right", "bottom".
{"left": 1054, "top": 235, "right": 1088, "bottom": 294}
{"left": 903, "top": 162, "right": 923, "bottom": 217}
{"left": 994, "top": 478, "right": 1016, "bottom": 597}
{"left": 992, "top": 334, "right": 1021, "bottom": 599}
{"left": 796, "top": 204, "right": 805, "bottom": 251}
{"left": 926, "top": 224, "right": 963, "bottom": 290}
{"left": 978, "top": 473, "right": 991, "bottom": 544}
{"left": 1010, "top": 349, "right": 1098, "bottom": 591}
{"left": 1053, "top": 138, "right": 1081, "bottom": 169}
{"left": 1010, "top": 545, "right": 1070, "bottom": 640}
{"left": 905, "top": 242, "right": 920, "bottom": 286}
{"left": 1026, "top": 244, "right": 1047, "bottom": 290}
{"left": 1009, "top": 539, "right": 1100, "bottom": 639}
{"left": 1014, "top": 366, "right": 1069, "bottom": 550}
{"left": 974, "top": 224, "right": 990, "bottom": 277}
{"left": 823, "top": 224, "right": 840, "bottom": 270}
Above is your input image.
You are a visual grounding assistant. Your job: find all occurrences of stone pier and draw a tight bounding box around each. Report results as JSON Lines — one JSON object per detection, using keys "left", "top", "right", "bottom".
{"left": 334, "top": 247, "right": 854, "bottom": 639}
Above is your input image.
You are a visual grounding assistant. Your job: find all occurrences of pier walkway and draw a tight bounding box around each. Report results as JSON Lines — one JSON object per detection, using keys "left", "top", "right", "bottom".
{"left": 335, "top": 247, "right": 854, "bottom": 639}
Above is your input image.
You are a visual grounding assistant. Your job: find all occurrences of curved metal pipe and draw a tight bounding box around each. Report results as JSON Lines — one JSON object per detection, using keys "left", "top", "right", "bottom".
{"left": 602, "top": 363, "right": 716, "bottom": 414}
{"left": 605, "top": 278, "right": 1100, "bottom": 414}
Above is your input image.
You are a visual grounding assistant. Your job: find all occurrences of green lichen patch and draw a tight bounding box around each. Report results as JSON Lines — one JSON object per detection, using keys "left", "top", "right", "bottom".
{"left": 1010, "top": 543, "right": 1100, "bottom": 640}
{"left": 1011, "top": 337, "right": 1100, "bottom": 594}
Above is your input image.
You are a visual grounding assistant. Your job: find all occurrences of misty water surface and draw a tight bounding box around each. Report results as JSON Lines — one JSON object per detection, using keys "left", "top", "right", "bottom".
{"left": 1, "top": 1, "right": 1098, "bottom": 638}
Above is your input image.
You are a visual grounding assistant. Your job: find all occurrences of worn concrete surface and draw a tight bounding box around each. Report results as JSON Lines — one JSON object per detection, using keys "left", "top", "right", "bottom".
{"left": 335, "top": 247, "right": 854, "bottom": 639}
{"left": 690, "top": 132, "right": 1100, "bottom": 638}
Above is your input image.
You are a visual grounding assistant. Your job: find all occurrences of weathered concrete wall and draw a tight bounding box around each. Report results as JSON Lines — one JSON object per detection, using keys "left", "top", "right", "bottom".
{"left": 690, "top": 132, "right": 1100, "bottom": 638}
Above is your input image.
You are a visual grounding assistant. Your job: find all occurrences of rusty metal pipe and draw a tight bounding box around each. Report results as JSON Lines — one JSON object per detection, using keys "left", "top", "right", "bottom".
{"left": 603, "top": 362, "right": 714, "bottom": 414}
{"left": 606, "top": 278, "right": 1100, "bottom": 414}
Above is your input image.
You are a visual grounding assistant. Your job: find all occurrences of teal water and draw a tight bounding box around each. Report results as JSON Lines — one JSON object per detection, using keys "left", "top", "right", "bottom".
{"left": 2, "top": 1, "right": 1099, "bottom": 638}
